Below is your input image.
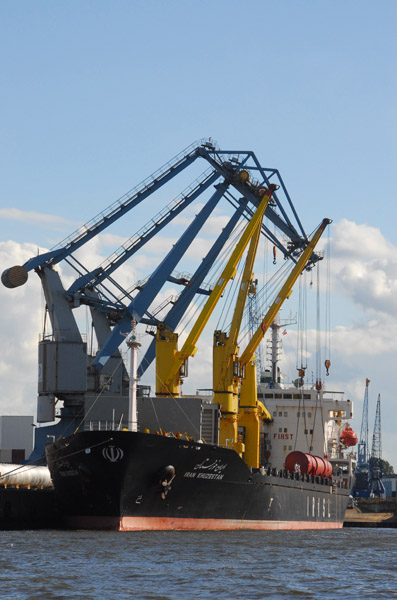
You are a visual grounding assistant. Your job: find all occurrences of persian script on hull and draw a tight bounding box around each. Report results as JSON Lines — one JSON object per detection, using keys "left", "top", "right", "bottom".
{"left": 184, "top": 458, "right": 228, "bottom": 481}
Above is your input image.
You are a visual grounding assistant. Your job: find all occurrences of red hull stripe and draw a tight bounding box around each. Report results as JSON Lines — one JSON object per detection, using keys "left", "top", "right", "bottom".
{"left": 120, "top": 516, "right": 343, "bottom": 531}
{"left": 66, "top": 515, "right": 344, "bottom": 531}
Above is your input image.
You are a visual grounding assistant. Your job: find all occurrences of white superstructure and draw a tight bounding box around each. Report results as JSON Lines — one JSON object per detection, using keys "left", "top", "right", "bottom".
{"left": 257, "top": 320, "right": 354, "bottom": 471}
{"left": 260, "top": 383, "right": 353, "bottom": 470}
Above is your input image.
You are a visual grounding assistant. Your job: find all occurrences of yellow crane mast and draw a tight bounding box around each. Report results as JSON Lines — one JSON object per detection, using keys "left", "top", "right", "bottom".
{"left": 213, "top": 217, "right": 262, "bottom": 451}
{"left": 238, "top": 218, "right": 332, "bottom": 467}
{"left": 155, "top": 184, "right": 278, "bottom": 402}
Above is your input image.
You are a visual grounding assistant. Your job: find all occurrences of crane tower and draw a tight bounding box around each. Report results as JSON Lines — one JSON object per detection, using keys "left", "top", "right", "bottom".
{"left": 353, "top": 379, "right": 370, "bottom": 498}
{"left": 1, "top": 139, "right": 327, "bottom": 463}
{"left": 369, "top": 394, "right": 385, "bottom": 498}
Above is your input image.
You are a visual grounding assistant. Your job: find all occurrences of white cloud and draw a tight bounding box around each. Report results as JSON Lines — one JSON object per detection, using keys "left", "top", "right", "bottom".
{"left": 332, "top": 321, "right": 397, "bottom": 357}
{"left": 0, "top": 208, "right": 74, "bottom": 226}
{"left": 333, "top": 219, "right": 397, "bottom": 261}
{"left": 1, "top": 218, "right": 397, "bottom": 467}
{"left": 331, "top": 219, "right": 397, "bottom": 316}
{"left": 0, "top": 242, "right": 44, "bottom": 416}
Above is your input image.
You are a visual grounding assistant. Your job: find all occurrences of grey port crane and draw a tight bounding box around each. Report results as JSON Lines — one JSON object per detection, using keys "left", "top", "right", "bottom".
{"left": 2, "top": 139, "right": 324, "bottom": 462}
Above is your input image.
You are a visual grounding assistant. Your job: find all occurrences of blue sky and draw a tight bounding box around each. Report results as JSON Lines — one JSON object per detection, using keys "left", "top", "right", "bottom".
{"left": 0, "top": 1, "right": 396, "bottom": 465}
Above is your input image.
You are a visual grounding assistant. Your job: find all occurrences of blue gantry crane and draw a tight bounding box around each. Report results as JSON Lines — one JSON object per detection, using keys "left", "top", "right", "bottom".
{"left": 358, "top": 378, "right": 370, "bottom": 466}
{"left": 369, "top": 394, "right": 385, "bottom": 498}
{"left": 353, "top": 378, "right": 370, "bottom": 498}
{"left": 353, "top": 381, "right": 385, "bottom": 498}
{"left": 2, "top": 139, "right": 323, "bottom": 460}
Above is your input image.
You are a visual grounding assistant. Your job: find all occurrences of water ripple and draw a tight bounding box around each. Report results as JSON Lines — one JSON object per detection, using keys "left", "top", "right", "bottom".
{"left": 1, "top": 529, "right": 396, "bottom": 599}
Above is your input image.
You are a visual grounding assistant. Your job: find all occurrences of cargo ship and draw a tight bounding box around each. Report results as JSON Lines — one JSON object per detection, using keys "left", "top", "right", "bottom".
{"left": 45, "top": 318, "right": 356, "bottom": 531}
{"left": 2, "top": 140, "right": 356, "bottom": 529}
{"left": 45, "top": 424, "right": 354, "bottom": 531}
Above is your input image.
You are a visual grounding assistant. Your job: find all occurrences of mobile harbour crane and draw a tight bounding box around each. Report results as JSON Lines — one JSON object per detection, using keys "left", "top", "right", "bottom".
{"left": 2, "top": 139, "right": 327, "bottom": 463}
{"left": 352, "top": 380, "right": 385, "bottom": 498}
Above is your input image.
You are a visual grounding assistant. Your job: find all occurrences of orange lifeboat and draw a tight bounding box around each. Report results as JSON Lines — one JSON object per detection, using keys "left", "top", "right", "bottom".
{"left": 285, "top": 451, "right": 332, "bottom": 477}
{"left": 340, "top": 424, "right": 358, "bottom": 447}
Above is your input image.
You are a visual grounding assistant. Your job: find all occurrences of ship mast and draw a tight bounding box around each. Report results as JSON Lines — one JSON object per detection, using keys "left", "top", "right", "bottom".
{"left": 270, "top": 320, "right": 280, "bottom": 385}
{"left": 126, "top": 319, "right": 141, "bottom": 432}
{"left": 264, "top": 315, "right": 296, "bottom": 388}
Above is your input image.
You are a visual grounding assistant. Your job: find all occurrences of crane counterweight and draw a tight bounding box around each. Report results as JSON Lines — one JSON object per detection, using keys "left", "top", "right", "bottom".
{"left": 1, "top": 265, "right": 28, "bottom": 288}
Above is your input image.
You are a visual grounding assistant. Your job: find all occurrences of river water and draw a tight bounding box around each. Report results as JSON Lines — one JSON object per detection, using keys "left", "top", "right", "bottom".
{"left": 1, "top": 529, "right": 396, "bottom": 599}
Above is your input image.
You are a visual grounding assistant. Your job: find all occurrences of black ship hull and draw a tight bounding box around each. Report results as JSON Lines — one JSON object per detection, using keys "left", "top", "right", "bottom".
{"left": 46, "top": 431, "right": 351, "bottom": 531}
{"left": 0, "top": 487, "right": 62, "bottom": 530}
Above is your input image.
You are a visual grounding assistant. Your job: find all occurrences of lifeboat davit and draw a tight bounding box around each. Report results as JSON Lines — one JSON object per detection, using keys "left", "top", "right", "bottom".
{"left": 340, "top": 424, "right": 358, "bottom": 447}
{"left": 285, "top": 451, "right": 333, "bottom": 478}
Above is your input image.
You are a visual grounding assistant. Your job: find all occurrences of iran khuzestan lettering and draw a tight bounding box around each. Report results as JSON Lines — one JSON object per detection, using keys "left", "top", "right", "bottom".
{"left": 183, "top": 458, "right": 227, "bottom": 480}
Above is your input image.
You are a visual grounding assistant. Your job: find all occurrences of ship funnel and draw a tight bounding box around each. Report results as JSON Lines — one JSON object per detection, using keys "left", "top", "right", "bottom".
{"left": 1, "top": 265, "right": 28, "bottom": 288}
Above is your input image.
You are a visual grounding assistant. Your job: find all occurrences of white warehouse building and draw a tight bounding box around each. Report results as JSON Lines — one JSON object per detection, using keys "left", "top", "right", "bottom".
{"left": 0, "top": 416, "right": 34, "bottom": 463}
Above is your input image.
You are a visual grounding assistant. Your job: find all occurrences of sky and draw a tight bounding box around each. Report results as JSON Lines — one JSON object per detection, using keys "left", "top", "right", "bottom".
{"left": 0, "top": 1, "right": 396, "bottom": 466}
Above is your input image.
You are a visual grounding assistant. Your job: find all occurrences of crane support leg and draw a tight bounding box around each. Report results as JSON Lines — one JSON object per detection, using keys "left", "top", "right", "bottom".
{"left": 238, "top": 361, "right": 271, "bottom": 468}
{"left": 213, "top": 331, "right": 240, "bottom": 449}
{"left": 155, "top": 326, "right": 180, "bottom": 397}
{"left": 213, "top": 215, "right": 263, "bottom": 451}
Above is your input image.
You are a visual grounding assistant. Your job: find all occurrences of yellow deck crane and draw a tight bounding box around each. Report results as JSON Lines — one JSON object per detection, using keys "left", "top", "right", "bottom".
{"left": 237, "top": 218, "right": 332, "bottom": 467}
{"left": 212, "top": 215, "right": 264, "bottom": 451}
{"left": 155, "top": 184, "right": 278, "bottom": 440}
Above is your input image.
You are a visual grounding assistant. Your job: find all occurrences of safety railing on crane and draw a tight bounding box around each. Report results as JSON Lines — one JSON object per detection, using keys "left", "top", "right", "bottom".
{"left": 115, "top": 277, "right": 150, "bottom": 303}
{"left": 144, "top": 295, "right": 181, "bottom": 335}
{"left": 151, "top": 294, "right": 179, "bottom": 315}
{"left": 134, "top": 267, "right": 214, "bottom": 333}
{"left": 95, "top": 166, "right": 217, "bottom": 276}
{"left": 51, "top": 138, "right": 217, "bottom": 253}
{"left": 168, "top": 270, "right": 212, "bottom": 292}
